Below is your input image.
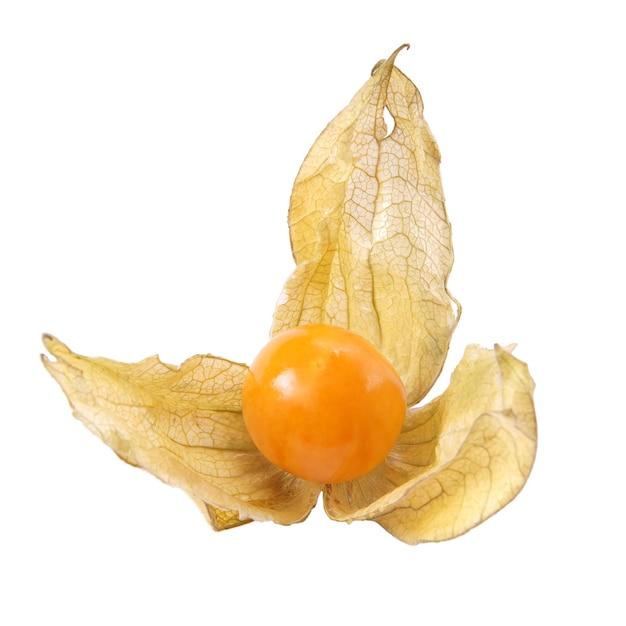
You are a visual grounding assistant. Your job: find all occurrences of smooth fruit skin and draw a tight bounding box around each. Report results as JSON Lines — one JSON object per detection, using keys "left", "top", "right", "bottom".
{"left": 242, "top": 324, "right": 406, "bottom": 484}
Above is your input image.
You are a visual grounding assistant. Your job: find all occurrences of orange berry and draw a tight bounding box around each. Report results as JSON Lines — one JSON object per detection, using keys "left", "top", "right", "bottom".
{"left": 242, "top": 324, "right": 406, "bottom": 484}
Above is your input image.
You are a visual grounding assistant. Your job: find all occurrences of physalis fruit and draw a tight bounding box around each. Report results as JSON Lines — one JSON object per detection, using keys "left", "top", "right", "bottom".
{"left": 242, "top": 324, "right": 406, "bottom": 484}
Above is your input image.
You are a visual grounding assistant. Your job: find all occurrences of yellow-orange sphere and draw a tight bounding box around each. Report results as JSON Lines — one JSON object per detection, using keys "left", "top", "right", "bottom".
{"left": 242, "top": 324, "right": 406, "bottom": 484}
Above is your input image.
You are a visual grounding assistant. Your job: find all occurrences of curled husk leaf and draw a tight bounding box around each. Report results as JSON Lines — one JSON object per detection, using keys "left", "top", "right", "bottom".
{"left": 43, "top": 46, "right": 536, "bottom": 543}
{"left": 324, "top": 344, "right": 536, "bottom": 543}
{"left": 42, "top": 335, "right": 321, "bottom": 528}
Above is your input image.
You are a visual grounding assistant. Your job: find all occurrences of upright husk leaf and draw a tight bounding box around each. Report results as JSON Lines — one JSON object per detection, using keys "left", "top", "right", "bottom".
{"left": 42, "top": 335, "right": 320, "bottom": 527}
{"left": 271, "top": 45, "right": 459, "bottom": 404}
{"left": 324, "top": 344, "right": 537, "bottom": 544}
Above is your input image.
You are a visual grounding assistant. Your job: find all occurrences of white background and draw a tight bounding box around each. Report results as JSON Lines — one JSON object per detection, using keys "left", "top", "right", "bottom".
{"left": 2, "top": 1, "right": 624, "bottom": 624}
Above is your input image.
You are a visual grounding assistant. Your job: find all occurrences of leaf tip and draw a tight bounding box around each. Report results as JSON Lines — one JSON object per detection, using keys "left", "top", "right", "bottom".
{"left": 494, "top": 342, "right": 518, "bottom": 355}
{"left": 389, "top": 43, "right": 410, "bottom": 63}
{"left": 41, "top": 333, "right": 70, "bottom": 359}
{"left": 371, "top": 43, "right": 411, "bottom": 76}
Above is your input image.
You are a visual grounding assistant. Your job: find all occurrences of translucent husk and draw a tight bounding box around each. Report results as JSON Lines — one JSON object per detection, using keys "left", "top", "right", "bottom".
{"left": 43, "top": 46, "right": 536, "bottom": 543}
